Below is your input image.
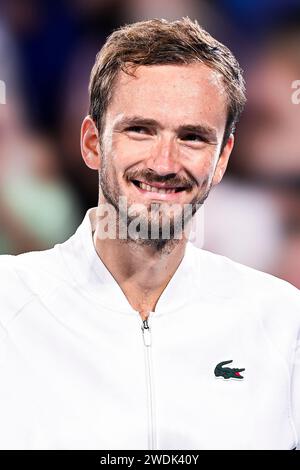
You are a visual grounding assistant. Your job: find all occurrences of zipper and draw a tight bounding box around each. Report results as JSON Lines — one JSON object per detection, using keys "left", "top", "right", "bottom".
{"left": 142, "top": 318, "right": 151, "bottom": 346}
{"left": 141, "top": 314, "right": 156, "bottom": 450}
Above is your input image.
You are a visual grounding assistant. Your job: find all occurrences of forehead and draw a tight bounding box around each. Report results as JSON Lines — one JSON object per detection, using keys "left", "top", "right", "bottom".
{"left": 106, "top": 63, "right": 228, "bottom": 132}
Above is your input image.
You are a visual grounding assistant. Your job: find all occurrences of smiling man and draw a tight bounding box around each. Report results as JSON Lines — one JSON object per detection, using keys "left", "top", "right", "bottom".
{"left": 81, "top": 20, "right": 236, "bottom": 321}
{"left": 0, "top": 17, "right": 299, "bottom": 450}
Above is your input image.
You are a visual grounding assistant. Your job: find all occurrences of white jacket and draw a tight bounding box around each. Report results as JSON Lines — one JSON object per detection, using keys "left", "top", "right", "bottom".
{"left": 0, "top": 207, "right": 299, "bottom": 450}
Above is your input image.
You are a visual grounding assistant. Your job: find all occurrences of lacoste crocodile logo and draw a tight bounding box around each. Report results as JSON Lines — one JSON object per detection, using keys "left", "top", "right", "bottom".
{"left": 214, "top": 360, "right": 245, "bottom": 380}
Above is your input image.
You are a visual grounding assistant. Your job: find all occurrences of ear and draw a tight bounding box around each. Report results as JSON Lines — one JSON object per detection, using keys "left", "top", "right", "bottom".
{"left": 212, "top": 134, "right": 234, "bottom": 186}
{"left": 80, "top": 115, "right": 102, "bottom": 170}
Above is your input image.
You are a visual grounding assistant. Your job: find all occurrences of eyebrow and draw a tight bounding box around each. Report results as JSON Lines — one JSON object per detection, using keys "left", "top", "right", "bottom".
{"left": 114, "top": 115, "right": 218, "bottom": 142}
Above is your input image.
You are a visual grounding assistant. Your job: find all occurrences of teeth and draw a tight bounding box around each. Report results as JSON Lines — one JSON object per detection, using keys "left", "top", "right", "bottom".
{"left": 139, "top": 182, "right": 177, "bottom": 193}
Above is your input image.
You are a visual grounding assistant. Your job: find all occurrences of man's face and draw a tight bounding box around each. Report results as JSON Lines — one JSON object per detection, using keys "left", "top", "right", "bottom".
{"left": 96, "top": 63, "right": 233, "bottom": 245}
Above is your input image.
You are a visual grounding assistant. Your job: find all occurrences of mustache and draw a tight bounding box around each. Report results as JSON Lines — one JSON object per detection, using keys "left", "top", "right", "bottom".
{"left": 126, "top": 169, "right": 195, "bottom": 189}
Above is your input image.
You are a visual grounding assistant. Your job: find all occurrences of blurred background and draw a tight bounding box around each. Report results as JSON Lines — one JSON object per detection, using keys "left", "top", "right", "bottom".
{"left": 0, "top": 0, "right": 299, "bottom": 288}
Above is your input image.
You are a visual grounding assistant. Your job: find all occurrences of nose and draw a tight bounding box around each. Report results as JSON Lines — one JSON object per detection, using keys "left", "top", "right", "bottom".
{"left": 146, "top": 133, "right": 181, "bottom": 176}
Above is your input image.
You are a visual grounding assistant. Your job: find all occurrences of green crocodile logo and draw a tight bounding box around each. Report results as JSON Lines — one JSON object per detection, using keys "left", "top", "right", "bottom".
{"left": 214, "top": 360, "right": 245, "bottom": 380}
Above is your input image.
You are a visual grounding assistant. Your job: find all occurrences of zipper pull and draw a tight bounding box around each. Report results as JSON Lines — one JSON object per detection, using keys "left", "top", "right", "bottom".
{"left": 141, "top": 318, "right": 151, "bottom": 346}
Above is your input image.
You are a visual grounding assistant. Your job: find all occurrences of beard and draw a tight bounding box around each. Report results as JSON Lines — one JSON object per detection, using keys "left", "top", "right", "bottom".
{"left": 98, "top": 164, "right": 212, "bottom": 252}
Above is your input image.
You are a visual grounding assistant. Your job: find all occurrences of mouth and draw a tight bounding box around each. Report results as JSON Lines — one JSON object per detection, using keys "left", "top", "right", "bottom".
{"left": 234, "top": 372, "right": 243, "bottom": 378}
{"left": 131, "top": 179, "right": 189, "bottom": 195}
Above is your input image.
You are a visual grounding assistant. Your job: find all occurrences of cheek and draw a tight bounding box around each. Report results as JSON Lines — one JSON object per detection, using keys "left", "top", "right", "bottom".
{"left": 181, "top": 147, "right": 219, "bottom": 183}
{"left": 111, "top": 135, "right": 153, "bottom": 168}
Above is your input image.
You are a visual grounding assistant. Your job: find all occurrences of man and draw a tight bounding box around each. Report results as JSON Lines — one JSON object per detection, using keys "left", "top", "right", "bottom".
{"left": 0, "top": 17, "right": 299, "bottom": 450}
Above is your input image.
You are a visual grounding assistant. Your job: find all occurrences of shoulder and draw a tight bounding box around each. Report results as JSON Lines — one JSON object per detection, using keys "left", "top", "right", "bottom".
{"left": 188, "top": 244, "right": 300, "bottom": 364}
{"left": 0, "top": 246, "right": 70, "bottom": 327}
{"left": 188, "top": 243, "right": 300, "bottom": 321}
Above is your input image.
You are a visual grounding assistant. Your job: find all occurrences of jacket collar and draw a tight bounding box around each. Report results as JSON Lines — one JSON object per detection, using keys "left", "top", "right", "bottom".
{"left": 60, "top": 206, "right": 202, "bottom": 316}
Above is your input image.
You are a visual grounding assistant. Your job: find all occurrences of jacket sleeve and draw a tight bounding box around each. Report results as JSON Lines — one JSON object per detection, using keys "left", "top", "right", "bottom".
{"left": 0, "top": 255, "right": 33, "bottom": 331}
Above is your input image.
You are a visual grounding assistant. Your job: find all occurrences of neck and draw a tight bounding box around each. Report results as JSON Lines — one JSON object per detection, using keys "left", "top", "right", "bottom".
{"left": 92, "top": 214, "right": 188, "bottom": 319}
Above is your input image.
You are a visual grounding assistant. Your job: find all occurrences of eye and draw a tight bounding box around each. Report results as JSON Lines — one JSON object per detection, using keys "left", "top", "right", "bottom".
{"left": 126, "top": 126, "right": 149, "bottom": 134}
{"left": 180, "top": 133, "right": 204, "bottom": 142}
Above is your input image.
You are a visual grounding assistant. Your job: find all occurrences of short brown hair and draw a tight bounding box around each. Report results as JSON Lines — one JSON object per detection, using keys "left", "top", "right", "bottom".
{"left": 89, "top": 17, "right": 246, "bottom": 147}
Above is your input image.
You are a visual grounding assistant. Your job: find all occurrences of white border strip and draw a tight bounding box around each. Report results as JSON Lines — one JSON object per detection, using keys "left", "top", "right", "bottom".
{"left": 0, "top": 80, "right": 6, "bottom": 104}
